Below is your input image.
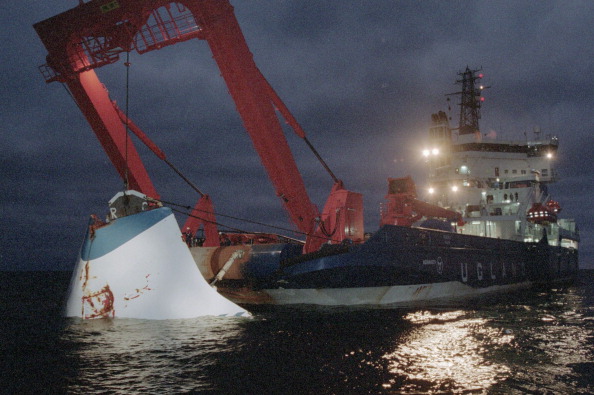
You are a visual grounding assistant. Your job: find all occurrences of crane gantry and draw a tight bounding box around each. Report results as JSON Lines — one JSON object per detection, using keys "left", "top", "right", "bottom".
{"left": 34, "top": 0, "right": 364, "bottom": 252}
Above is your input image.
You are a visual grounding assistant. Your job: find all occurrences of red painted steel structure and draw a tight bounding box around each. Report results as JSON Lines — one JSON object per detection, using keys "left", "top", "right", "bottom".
{"left": 34, "top": 0, "right": 363, "bottom": 252}
{"left": 381, "top": 176, "right": 464, "bottom": 227}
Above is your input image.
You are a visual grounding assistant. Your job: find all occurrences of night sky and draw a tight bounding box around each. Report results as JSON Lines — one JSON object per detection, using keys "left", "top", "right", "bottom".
{"left": 2, "top": 1, "right": 593, "bottom": 270}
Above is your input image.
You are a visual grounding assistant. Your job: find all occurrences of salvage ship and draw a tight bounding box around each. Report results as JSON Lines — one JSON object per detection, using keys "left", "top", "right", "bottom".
{"left": 193, "top": 67, "right": 579, "bottom": 309}
{"left": 35, "top": 0, "right": 579, "bottom": 318}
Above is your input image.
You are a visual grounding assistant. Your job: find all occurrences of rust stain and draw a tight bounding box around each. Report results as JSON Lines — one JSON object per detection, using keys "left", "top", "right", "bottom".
{"left": 218, "top": 287, "right": 274, "bottom": 304}
{"left": 88, "top": 214, "right": 109, "bottom": 239}
{"left": 81, "top": 261, "right": 90, "bottom": 289}
{"left": 82, "top": 285, "right": 115, "bottom": 319}
{"left": 79, "top": 261, "right": 92, "bottom": 318}
{"left": 123, "top": 273, "right": 152, "bottom": 301}
{"left": 80, "top": 260, "right": 114, "bottom": 319}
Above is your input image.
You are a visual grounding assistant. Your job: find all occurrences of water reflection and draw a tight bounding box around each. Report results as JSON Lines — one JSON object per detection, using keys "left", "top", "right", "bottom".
{"left": 56, "top": 282, "right": 594, "bottom": 394}
{"left": 61, "top": 317, "right": 248, "bottom": 393}
{"left": 383, "top": 310, "right": 513, "bottom": 393}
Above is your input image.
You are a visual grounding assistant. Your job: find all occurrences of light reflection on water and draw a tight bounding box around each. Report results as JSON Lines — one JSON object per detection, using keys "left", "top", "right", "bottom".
{"left": 61, "top": 317, "right": 249, "bottom": 393}
{"left": 56, "top": 283, "right": 594, "bottom": 394}
{"left": 382, "top": 310, "right": 513, "bottom": 393}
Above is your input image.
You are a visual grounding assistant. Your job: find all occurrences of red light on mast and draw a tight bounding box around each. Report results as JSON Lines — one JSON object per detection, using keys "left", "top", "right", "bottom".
{"left": 478, "top": 73, "right": 484, "bottom": 78}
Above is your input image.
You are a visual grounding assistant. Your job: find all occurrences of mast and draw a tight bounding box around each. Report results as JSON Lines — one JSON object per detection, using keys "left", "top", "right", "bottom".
{"left": 447, "top": 67, "right": 487, "bottom": 137}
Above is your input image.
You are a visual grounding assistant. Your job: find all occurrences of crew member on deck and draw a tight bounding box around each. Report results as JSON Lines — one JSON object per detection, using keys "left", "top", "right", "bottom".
{"left": 184, "top": 227, "right": 193, "bottom": 247}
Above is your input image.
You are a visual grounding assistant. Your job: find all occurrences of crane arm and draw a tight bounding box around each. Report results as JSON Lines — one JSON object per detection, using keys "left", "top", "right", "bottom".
{"left": 186, "top": 0, "right": 321, "bottom": 237}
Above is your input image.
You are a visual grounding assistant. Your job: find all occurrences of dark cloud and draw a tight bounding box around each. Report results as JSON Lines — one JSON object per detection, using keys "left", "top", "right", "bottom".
{"left": 1, "top": 1, "right": 593, "bottom": 270}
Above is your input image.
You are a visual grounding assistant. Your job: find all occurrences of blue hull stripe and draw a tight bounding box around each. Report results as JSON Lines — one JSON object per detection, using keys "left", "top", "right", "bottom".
{"left": 80, "top": 207, "right": 173, "bottom": 261}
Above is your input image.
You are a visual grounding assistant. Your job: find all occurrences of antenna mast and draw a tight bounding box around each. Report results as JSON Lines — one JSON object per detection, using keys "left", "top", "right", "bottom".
{"left": 447, "top": 67, "right": 488, "bottom": 136}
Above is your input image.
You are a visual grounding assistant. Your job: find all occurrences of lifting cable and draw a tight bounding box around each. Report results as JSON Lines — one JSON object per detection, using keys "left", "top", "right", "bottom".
{"left": 59, "top": 52, "right": 133, "bottom": 191}
{"left": 123, "top": 50, "right": 131, "bottom": 190}
{"left": 159, "top": 198, "right": 341, "bottom": 244}
{"left": 260, "top": 74, "right": 340, "bottom": 184}
{"left": 162, "top": 158, "right": 205, "bottom": 197}
{"left": 302, "top": 136, "right": 339, "bottom": 184}
{"left": 112, "top": 104, "right": 206, "bottom": 197}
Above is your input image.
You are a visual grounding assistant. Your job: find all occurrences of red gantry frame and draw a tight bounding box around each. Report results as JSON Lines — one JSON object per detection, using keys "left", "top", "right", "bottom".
{"left": 35, "top": 0, "right": 364, "bottom": 253}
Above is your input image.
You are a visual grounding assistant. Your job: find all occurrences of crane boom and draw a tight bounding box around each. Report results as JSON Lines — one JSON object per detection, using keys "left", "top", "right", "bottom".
{"left": 187, "top": 1, "right": 320, "bottom": 236}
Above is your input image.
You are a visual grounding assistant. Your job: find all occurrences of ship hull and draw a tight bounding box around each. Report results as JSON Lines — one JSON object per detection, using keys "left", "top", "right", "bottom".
{"left": 198, "top": 225, "right": 579, "bottom": 309}
{"left": 65, "top": 207, "right": 247, "bottom": 319}
{"left": 248, "top": 281, "right": 534, "bottom": 308}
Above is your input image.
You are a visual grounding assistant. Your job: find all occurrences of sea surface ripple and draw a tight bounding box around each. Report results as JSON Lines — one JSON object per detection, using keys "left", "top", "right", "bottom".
{"left": 1, "top": 271, "right": 593, "bottom": 394}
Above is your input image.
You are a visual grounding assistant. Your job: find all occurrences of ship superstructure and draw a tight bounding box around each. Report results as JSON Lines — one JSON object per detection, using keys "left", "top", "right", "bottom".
{"left": 423, "top": 68, "right": 578, "bottom": 250}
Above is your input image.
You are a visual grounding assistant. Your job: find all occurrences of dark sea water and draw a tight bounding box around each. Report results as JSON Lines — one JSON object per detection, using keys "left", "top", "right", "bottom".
{"left": 1, "top": 271, "right": 593, "bottom": 394}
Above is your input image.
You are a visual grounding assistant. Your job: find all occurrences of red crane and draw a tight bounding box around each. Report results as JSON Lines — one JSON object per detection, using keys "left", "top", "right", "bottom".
{"left": 34, "top": 0, "right": 364, "bottom": 253}
{"left": 380, "top": 176, "right": 464, "bottom": 227}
